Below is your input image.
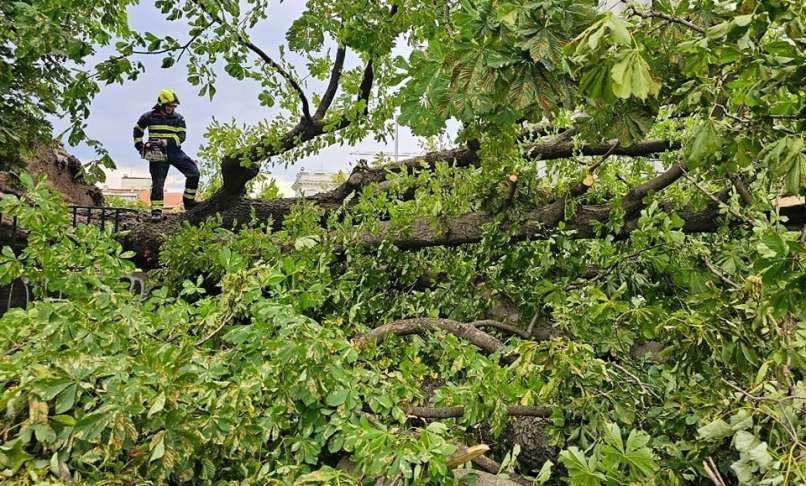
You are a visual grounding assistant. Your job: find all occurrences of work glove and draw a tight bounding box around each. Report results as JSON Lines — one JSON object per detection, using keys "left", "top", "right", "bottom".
{"left": 135, "top": 142, "right": 143, "bottom": 153}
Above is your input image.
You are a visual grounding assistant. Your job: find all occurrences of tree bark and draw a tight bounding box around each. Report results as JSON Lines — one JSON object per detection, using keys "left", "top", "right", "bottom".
{"left": 119, "top": 185, "right": 805, "bottom": 269}
{"left": 119, "top": 139, "right": 685, "bottom": 267}
{"left": 341, "top": 138, "right": 679, "bottom": 195}
{"left": 355, "top": 318, "right": 506, "bottom": 354}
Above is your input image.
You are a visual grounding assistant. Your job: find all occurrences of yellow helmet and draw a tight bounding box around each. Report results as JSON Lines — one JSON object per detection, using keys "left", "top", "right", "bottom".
{"left": 157, "top": 89, "right": 180, "bottom": 106}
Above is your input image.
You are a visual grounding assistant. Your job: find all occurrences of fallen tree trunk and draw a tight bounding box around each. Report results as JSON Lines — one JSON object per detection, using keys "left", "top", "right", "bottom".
{"left": 120, "top": 190, "right": 806, "bottom": 268}
{"left": 115, "top": 138, "right": 684, "bottom": 266}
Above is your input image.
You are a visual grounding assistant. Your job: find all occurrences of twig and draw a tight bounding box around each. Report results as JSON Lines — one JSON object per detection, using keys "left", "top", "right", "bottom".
{"left": 704, "top": 457, "right": 727, "bottom": 486}
{"left": 608, "top": 361, "right": 660, "bottom": 398}
{"left": 679, "top": 165, "right": 755, "bottom": 225}
{"left": 502, "top": 175, "right": 518, "bottom": 209}
{"left": 720, "top": 378, "right": 800, "bottom": 403}
{"left": 702, "top": 255, "right": 740, "bottom": 289}
{"left": 131, "top": 21, "right": 213, "bottom": 62}
{"left": 526, "top": 311, "right": 540, "bottom": 338}
{"left": 567, "top": 244, "right": 662, "bottom": 290}
{"left": 59, "top": 461, "right": 74, "bottom": 486}
{"left": 195, "top": 308, "right": 235, "bottom": 346}
{"left": 630, "top": 8, "right": 705, "bottom": 33}
{"left": 4, "top": 343, "right": 23, "bottom": 356}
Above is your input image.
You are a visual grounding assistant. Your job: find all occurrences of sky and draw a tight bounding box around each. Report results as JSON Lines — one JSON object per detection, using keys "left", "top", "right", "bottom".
{"left": 55, "top": 1, "right": 434, "bottom": 196}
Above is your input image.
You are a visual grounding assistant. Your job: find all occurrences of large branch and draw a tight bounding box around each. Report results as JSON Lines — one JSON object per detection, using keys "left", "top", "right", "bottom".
{"left": 351, "top": 163, "right": 688, "bottom": 250}
{"left": 122, "top": 159, "right": 806, "bottom": 269}
{"left": 323, "top": 138, "right": 678, "bottom": 201}
{"left": 196, "top": 9, "right": 399, "bottom": 211}
{"left": 314, "top": 46, "right": 347, "bottom": 120}
{"left": 181, "top": 4, "right": 401, "bottom": 223}
{"left": 194, "top": 57, "right": 379, "bottom": 216}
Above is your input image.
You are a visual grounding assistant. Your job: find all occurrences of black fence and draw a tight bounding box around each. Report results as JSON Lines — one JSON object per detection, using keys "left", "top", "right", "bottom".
{"left": 0, "top": 206, "right": 137, "bottom": 234}
{"left": 70, "top": 206, "right": 138, "bottom": 233}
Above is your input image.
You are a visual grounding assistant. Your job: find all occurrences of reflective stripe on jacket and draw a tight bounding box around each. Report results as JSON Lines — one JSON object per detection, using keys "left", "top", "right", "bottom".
{"left": 133, "top": 108, "right": 187, "bottom": 149}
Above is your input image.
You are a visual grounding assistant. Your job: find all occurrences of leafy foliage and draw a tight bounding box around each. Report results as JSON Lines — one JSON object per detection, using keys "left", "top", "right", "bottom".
{"left": 0, "top": 0, "right": 140, "bottom": 176}
{"left": 2, "top": 0, "right": 806, "bottom": 484}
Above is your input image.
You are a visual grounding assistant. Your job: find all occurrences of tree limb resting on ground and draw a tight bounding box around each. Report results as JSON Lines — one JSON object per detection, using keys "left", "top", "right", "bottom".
{"left": 405, "top": 405, "right": 552, "bottom": 419}
{"left": 354, "top": 318, "right": 505, "bottom": 354}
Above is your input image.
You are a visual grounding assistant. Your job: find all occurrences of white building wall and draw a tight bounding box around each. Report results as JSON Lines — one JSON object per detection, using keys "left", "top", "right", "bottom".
{"left": 120, "top": 176, "right": 151, "bottom": 191}
{"left": 292, "top": 172, "right": 339, "bottom": 196}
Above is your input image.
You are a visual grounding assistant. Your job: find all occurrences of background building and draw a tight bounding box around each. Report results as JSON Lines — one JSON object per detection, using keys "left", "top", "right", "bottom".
{"left": 120, "top": 175, "right": 151, "bottom": 190}
{"left": 101, "top": 174, "right": 151, "bottom": 202}
{"left": 292, "top": 171, "right": 339, "bottom": 196}
{"left": 101, "top": 174, "right": 184, "bottom": 208}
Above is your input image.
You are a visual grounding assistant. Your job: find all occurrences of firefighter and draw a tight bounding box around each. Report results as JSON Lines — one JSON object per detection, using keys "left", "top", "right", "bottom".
{"left": 133, "top": 89, "right": 200, "bottom": 222}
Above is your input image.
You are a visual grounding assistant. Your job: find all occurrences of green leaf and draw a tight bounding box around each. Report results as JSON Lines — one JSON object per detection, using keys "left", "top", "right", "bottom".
{"left": 698, "top": 419, "right": 733, "bottom": 440}
{"left": 325, "top": 389, "right": 348, "bottom": 407}
{"left": 535, "top": 459, "right": 554, "bottom": 484}
{"left": 41, "top": 379, "right": 72, "bottom": 401}
{"left": 0, "top": 439, "right": 33, "bottom": 474}
{"left": 148, "top": 392, "right": 166, "bottom": 418}
{"left": 733, "top": 430, "right": 759, "bottom": 452}
{"left": 733, "top": 14, "right": 754, "bottom": 27}
{"left": 687, "top": 122, "right": 722, "bottom": 168}
{"left": 624, "top": 429, "right": 658, "bottom": 476}
{"left": 559, "top": 447, "right": 607, "bottom": 486}
{"left": 747, "top": 442, "right": 773, "bottom": 470}
{"left": 73, "top": 410, "right": 112, "bottom": 441}
{"left": 610, "top": 50, "right": 661, "bottom": 100}
{"left": 150, "top": 435, "right": 165, "bottom": 462}
{"left": 731, "top": 458, "right": 755, "bottom": 483}
{"left": 18, "top": 172, "right": 34, "bottom": 189}
{"left": 54, "top": 384, "right": 77, "bottom": 414}
{"left": 606, "top": 15, "right": 633, "bottom": 45}
{"left": 602, "top": 422, "right": 624, "bottom": 451}
{"left": 762, "top": 137, "right": 805, "bottom": 194}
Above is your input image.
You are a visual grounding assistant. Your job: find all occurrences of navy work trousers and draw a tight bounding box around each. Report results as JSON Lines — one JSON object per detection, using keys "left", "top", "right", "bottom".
{"left": 149, "top": 147, "right": 200, "bottom": 211}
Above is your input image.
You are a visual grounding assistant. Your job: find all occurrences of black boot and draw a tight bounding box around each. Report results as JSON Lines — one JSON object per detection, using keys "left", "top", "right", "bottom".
{"left": 150, "top": 209, "right": 163, "bottom": 222}
{"left": 183, "top": 198, "right": 199, "bottom": 210}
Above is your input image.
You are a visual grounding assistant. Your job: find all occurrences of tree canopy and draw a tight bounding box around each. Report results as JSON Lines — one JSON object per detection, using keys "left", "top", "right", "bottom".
{"left": 0, "top": 0, "right": 805, "bottom": 484}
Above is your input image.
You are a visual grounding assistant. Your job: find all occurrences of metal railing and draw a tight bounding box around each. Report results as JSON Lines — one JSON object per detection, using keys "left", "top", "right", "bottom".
{"left": 1, "top": 206, "right": 137, "bottom": 235}
{"left": 69, "top": 206, "right": 137, "bottom": 233}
